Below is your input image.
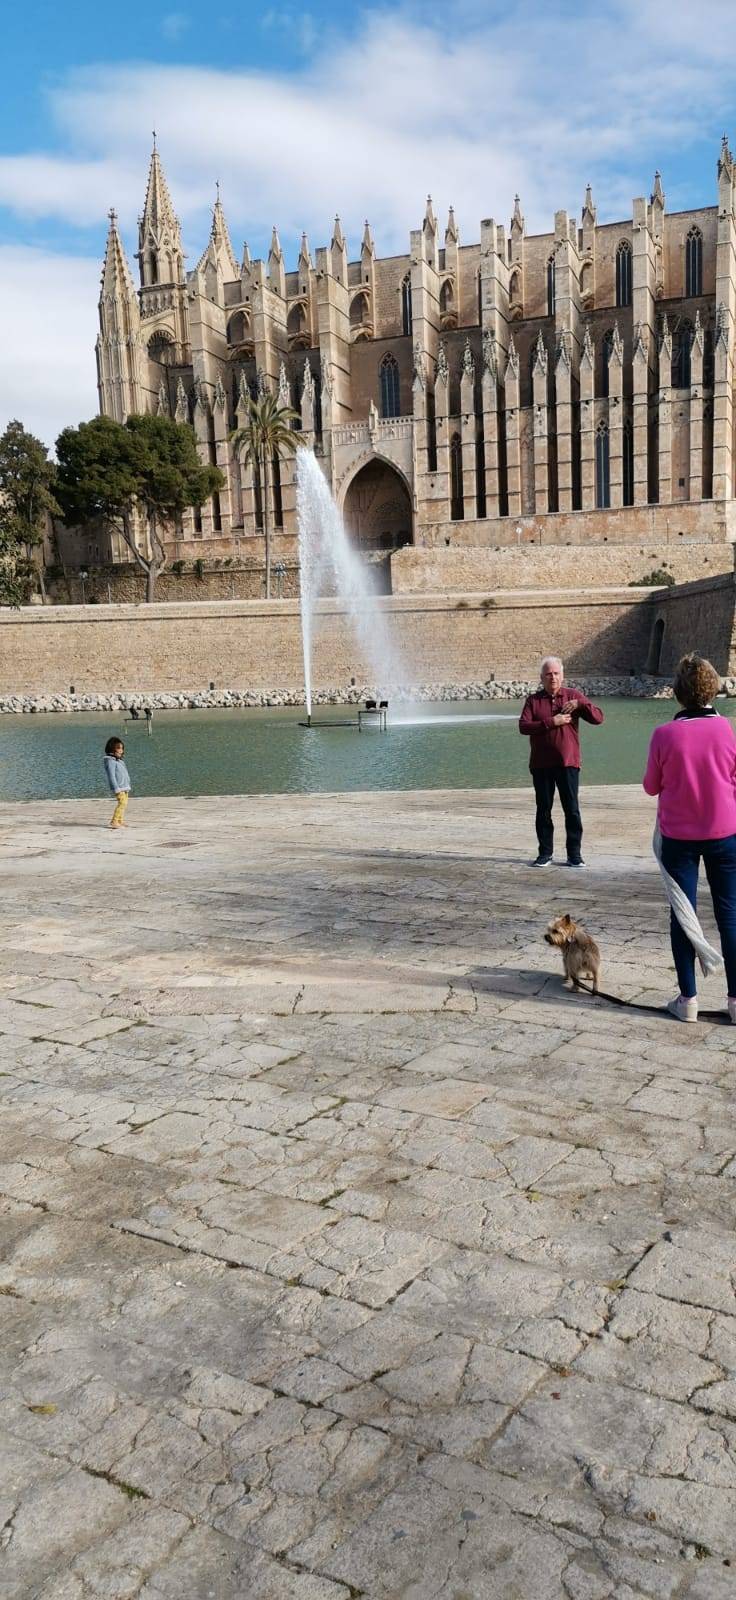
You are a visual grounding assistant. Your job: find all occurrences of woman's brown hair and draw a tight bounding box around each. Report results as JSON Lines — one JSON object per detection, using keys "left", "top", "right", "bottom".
{"left": 673, "top": 653, "right": 720, "bottom": 710}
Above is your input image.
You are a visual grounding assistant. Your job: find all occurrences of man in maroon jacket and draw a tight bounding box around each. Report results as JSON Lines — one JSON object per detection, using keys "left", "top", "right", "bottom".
{"left": 518, "top": 656, "right": 604, "bottom": 867}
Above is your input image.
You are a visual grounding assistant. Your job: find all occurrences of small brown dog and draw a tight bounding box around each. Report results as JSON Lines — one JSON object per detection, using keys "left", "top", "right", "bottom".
{"left": 545, "top": 913, "right": 601, "bottom": 993}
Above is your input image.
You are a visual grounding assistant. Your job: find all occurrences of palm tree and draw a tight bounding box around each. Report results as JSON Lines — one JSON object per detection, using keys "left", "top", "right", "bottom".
{"left": 230, "top": 392, "right": 300, "bottom": 599}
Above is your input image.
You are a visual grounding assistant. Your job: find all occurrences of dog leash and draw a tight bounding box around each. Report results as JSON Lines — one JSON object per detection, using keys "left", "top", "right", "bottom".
{"left": 573, "top": 981, "right": 727, "bottom": 1022}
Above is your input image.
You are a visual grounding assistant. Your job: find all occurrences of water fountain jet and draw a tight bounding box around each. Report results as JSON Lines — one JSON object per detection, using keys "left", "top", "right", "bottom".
{"left": 296, "top": 448, "right": 402, "bottom": 724}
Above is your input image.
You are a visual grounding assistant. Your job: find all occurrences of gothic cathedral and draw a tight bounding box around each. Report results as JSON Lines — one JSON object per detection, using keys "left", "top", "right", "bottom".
{"left": 96, "top": 139, "right": 736, "bottom": 576}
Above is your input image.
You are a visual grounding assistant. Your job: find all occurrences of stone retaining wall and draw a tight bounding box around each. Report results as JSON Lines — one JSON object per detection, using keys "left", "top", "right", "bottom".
{"left": 0, "top": 589, "right": 657, "bottom": 698}
{"left": 391, "top": 543, "right": 734, "bottom": 595}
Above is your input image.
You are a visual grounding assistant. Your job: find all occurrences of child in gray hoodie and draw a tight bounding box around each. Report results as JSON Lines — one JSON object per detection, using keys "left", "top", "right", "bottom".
{"left": 103, "top": 737, "right": 131, "bottom": 828}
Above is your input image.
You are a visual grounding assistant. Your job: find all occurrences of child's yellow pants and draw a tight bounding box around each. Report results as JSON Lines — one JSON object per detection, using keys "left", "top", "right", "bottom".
{"left": 110, "top": 792, "right": 129, "bottom": 827}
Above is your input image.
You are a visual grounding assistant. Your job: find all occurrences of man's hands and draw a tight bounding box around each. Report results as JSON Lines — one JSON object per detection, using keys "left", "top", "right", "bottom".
{"left": 552, "top": 712, "right": 572, "bottom": 726}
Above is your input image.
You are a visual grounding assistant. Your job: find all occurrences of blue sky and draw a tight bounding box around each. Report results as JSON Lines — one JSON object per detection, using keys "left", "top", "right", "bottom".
{"left": 1, "top": 0, "right": 735, "bottom": 444}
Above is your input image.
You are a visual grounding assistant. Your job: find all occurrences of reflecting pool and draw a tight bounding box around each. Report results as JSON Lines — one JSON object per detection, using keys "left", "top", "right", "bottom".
{"left": 0, "top": 698, "right": 698, "bottom": 802}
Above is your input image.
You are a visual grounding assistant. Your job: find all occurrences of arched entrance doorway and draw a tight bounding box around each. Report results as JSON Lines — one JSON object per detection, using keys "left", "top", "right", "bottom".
{"left": 647, "top": 615, "right": 666, "bottom": 675}
{"left": 343, "top": 459, "right": 412, "bottom": 592}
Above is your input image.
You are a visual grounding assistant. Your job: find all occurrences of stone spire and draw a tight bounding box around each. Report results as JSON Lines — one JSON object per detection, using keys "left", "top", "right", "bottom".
{"left": 511, "top": 195, "right": 525, "bottom": 240}
{"left": 651, "top": 170, "right": 665, "bottom": 213}
{"left": 96, "top": 208, "right": 145, "bottom": 422}
{"left": 137, "top": 139, "right": 182, "bottom": 286}
{"left": 482, "top": 327, "right": 497, "bottom": 380}
{"left": 422, "top": 194, "right": 437, "bottom": 267}
{"left": 532, "top": 328, "right": 548, "bottom": 376}
{"left": 241, "top": 241, "right": 252, "bottom": 277}
{"left": 581, "top": 184, "right": 596, "bottom": 227}
{"left": 278, "top": 359, "right": 290, "bottom": 408}
{"left": 209, "top": 184, "right": 238, "bottom": 278}
{"left": 444, "top": 205, "right": 459, "bottom": 275}
{"left": 100, "top": 208, "right": 136, "bottom": 302}
{"left": 331, "top": 216, "right": 347, "bottom": 284}
{"left": 506, "top": 334, "right": 520, "bottom": 379}
{"left": 175, "top": 377, "right": 189, "bottom": 423}
{"left": 361, "top": 220, "right": 375, "bottom": 261}
{"left": 268, "top": 226, "right": 286, "bottom": 296}
{"left": 298, "top": 232, "right": 312, "bottom": 273}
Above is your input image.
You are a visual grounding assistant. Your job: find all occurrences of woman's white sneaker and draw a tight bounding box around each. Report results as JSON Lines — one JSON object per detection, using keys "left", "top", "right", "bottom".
{"left": 667, "top": 995, "right": 698, "bottom": 1023}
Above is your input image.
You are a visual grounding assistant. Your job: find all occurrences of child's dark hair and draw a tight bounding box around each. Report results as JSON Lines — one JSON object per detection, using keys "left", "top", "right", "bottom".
{"left": 104, "top": 736, "right": 124, "bottom": 756}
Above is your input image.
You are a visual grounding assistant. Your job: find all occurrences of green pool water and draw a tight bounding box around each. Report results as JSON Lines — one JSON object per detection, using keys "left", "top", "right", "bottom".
{"left": 0, "top": 697, "right": 699, "bottom": 803}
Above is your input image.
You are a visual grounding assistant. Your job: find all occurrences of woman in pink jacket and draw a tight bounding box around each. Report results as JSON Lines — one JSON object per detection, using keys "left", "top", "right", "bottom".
{"left": 643, "top": 653, "right": 736, "bottom": 1022}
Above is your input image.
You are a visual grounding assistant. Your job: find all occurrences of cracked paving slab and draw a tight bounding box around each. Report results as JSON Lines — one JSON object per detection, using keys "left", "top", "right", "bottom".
{"left": 1, "top": 787, "right": 735, "bottom": 1596}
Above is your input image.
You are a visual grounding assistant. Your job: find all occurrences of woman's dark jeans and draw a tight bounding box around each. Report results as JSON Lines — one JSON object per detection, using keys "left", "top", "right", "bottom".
{"left": 659, "top": 832, "right": 736, "bottom": 998}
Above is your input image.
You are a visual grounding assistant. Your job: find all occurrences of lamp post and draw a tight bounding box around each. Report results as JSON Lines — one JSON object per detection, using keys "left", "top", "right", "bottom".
{"left": 80, "top": 569, "right": 88, "bottom": 605}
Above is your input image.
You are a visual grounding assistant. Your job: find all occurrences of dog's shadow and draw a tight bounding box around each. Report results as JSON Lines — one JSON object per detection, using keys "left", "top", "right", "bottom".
{"left": 466, "top": 963, "right": 587, "bottom": 1003}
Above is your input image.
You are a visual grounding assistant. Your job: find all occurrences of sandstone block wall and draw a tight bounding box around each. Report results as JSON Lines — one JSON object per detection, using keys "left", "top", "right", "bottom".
{"left": 420, "top": 500, "right": 736, "bottom": 549}
{"left": 649, "top": 574, "right": 736, "bottom": 676}
{"left": 391, "top": 544, "right": 733, "bottom": 595}
{"left": 0, "top": 590, "right": 657, "bottom": 697}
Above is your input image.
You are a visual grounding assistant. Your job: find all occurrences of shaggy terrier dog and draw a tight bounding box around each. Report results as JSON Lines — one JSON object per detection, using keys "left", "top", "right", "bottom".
{"left": 545, "top": 913, "right": 601, "bottom": 993}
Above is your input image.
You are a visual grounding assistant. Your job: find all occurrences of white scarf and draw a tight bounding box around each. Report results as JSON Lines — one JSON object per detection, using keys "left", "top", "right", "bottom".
{"left": 652, "top": 703, "right": 725, "bottom": 975}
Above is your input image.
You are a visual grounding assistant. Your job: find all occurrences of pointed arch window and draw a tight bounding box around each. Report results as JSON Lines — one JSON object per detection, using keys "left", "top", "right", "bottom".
{"left": 595, "top": 421, "right": 610, "bottom": 508}
{"left": 450, "top": 433, "right": 464, "bottom": 520}
{"left": 546, "top": 255, "right": 556, "bottom": 318}
{"left": 672, "top": 321, "right": 693, "bottom": 389}
{"left": 615, "top": 241, "right": 632, "bottom": 308}
{"left": 380, "top": 353, "right": 401, "bottom": 418}
{"left": 685, "top": 227, "right": 703, "bottom": 298}
{"left": 623, "top": 418, "right": 634, "bottom": 506}
{"left": 313, "top": 369, "right": 323, "bottom": 437}
{"left": 477, "top": 268, "right": 483, "bottom": 324}
{"left": 401, "top": 275, "right": 412, "bottom": 336}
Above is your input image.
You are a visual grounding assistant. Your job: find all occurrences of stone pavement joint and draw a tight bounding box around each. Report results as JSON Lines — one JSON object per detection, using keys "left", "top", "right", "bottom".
{"left": 0, "top": 787, "right": 735, "bottom": 1598}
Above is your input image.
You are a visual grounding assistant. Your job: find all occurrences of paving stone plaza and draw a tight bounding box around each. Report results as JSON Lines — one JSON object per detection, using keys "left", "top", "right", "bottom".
{"left": 1, "top": 786, "right": 735, "bottom": 1598}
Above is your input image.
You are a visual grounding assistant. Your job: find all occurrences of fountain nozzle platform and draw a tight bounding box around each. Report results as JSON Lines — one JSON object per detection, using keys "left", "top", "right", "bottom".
{"left": 298, "top": 700, "right": 389, "bottom": 731}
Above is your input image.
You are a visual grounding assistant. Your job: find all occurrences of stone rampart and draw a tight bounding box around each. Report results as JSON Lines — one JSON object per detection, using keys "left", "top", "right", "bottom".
{"left": 0, "top": 590, "right": 657, "bottom": 697}
{"left": 647, "top": 572, "right": 736, "bottom": 676}
{"left": 391, "top": 543, "right": 733, "bottom": 595}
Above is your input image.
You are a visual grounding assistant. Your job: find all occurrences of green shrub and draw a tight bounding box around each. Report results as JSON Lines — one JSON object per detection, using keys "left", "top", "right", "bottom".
{"left": 194, "top": 558, "right": 205, "bottom": 581}
{"left": 630, "top": 568, "right": 675, "bottom": 587}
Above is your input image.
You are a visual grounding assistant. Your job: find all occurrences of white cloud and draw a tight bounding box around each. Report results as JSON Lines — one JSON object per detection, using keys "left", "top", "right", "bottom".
{"left": 2, "top": 0, "right": 736, "bottom": 441}
{"left": 161, "top": 12, "right": 190, "bottom": 40}
{"left": 2, "top": 1, "right": 735, "bottom": 255}
{"left": 0, "top": 248, "right": 99, "bottom": 447}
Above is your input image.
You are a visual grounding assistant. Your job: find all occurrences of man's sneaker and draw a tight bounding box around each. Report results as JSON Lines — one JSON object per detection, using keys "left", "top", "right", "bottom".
{"left": 667, "top": 995, "right": 698, "bottom": 1024}
{"left": 530, "top": 856, "right": 552, "bottom": 867}
{"left": 566, "top": 858, "right": 585, "bottom": 868}
{"left": 728, "top": 998, "right": 736, "bottom": 1024}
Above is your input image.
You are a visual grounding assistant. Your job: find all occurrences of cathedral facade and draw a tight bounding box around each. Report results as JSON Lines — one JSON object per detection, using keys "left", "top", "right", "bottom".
{"left": 96, "top": 139, "right": 736, "bottom": 577}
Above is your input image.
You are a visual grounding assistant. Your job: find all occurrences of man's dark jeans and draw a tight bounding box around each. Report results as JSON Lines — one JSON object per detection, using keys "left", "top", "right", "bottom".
{"left": 659, "top": 832, "right": 736, "bottom": 998}
{"left": 532, "top": 767, "right": 582, "bottom": 862}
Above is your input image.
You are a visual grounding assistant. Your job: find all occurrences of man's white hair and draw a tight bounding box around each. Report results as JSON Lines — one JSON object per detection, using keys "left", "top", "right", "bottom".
{"left": 540, "top": 655, "right": 564, "bottom": 675}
